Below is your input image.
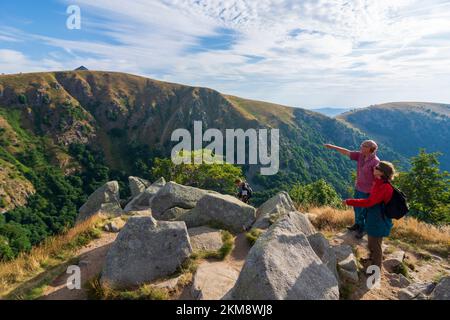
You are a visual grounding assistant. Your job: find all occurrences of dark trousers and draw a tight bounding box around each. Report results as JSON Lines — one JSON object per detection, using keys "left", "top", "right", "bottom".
{"left": 368, "top": 236, "right": 383, "bottom": 269}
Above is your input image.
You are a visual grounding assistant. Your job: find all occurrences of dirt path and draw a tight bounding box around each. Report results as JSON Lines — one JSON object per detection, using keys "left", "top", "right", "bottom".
{"left": 177, "top": 232, "right": 251, "bottom": 300}
{"left": 40, "top": 232, "right": 118, "bottom": 300}
{"left": 329, "top": 230, "right": 449, "bottom": 300}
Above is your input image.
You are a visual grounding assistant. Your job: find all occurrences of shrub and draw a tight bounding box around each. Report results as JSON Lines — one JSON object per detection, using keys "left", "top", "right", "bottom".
{"left": 290, "top": 179, "right": 342, "bottom": 210}
{"left": 245, "top": 228, "right": 263, "bottom": 246}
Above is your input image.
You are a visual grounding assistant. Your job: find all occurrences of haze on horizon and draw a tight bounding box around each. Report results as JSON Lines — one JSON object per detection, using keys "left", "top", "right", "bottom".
{"left": 1, "top": 0, "right": 450, "bottom": 109}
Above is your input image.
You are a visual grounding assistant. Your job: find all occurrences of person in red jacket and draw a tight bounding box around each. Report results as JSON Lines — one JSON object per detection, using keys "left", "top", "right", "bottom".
{"left": 344, "top": 161, "right": 396, "bottom": 269}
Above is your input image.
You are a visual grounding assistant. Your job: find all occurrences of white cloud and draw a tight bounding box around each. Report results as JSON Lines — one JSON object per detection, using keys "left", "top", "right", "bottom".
{"left": 1, "top": 0, "right": 450, "bottom": 107}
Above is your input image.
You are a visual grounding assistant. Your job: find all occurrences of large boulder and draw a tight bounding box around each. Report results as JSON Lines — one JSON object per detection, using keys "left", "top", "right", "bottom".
{"left": 128, "top": 176, "right": 151, "bottom": 198}
{"left": 230, "top": 212, "right": 339, "bottom": 300}
{"left": 101, "top": 216, "right": 192, "bottom": 288}
{"left": 188, "top": 226, "right": 224, "bottom": 252}
{"left": 307, "top": 233, "right": 338, "bottom": 281}
{"left": 150, "top": 181, "right": 208, "bottom": 218}
{"left": 430, "top": 277, "right": 450, "bottom": 300}
{"left": 253, "top": 191, "right": 296, "bottom": 229}
{"left": 77, "top": 181, "right": 122, "bottom": 222}
{"left": 181, "top": 193, "right": 256, "bottom": 233}
{"left": 124, "top": 177, "right": 166, "bottom": 212}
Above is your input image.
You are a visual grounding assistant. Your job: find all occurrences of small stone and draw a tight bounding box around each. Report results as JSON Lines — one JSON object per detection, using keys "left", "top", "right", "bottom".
{"left": 383, "top": 250, "right": 405, "bottom": 272}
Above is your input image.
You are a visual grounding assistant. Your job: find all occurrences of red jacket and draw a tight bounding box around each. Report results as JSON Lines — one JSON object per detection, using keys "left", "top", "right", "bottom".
{"left": 346, "top": 178, "right": 393, "bottom": 208}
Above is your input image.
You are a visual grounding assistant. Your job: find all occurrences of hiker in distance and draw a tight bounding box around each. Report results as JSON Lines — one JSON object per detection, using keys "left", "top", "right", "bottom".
{"left": 343, "top": 161, "right": 396, "bottom": 270}
{"left": 324, "top": 140, "right": 380, "bottom": 239}
{"left": 235, "top": 179, "right": 253, "bottom": 204}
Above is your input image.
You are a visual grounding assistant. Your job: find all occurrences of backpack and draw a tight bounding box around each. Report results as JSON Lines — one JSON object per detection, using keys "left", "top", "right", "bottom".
{"left": 382, "top": 182, "right": 409, "bottom": 220}
{"left": 242, "top": 182, "right": 253, "bottom": 198}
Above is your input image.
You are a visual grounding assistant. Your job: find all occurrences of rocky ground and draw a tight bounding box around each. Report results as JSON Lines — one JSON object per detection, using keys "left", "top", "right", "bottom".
{"left": 9, "top": 177, "right": 449, "bottom": 300}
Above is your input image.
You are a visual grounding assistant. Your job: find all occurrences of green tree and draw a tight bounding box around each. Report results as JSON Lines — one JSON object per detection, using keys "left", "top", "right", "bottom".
{"left": 289, "top": 179, "right": 342, "bottom": 209}
{"left": 0, "top": 235, "right": 14, "bottom": 262}
{"left": 151, "top": 149, "right": 243, "bottom": 195}
{"left": 395, "top": 150, "right": 450, "bottom": 225}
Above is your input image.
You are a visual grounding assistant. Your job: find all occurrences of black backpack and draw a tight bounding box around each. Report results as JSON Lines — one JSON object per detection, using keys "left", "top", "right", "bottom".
{"left": 242, "top": 182, "right": 253, "bottom": 198}
{"left": 382, "top": 182, "right": 409, "bottom": 220}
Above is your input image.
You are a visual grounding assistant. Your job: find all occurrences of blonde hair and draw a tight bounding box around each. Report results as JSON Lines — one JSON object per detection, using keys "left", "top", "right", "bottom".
{"left": 377, "top": 161, "right": 396, "bottom": 181}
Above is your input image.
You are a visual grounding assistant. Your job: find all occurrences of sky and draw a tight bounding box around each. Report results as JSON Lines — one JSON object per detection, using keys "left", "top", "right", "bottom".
{"left": 1, "top": 0, "right": 450, "bottom": 109}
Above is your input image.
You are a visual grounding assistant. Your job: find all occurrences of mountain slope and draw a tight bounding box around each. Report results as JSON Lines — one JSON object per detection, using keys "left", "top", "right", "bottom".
{"left": 337, "top": 102, "right": 450, "bottom": 170}
{"left": 0, "top": 71, "right": 404, "bottom": 212}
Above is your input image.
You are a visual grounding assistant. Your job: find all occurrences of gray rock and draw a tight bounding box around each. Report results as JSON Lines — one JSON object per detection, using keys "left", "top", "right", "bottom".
{"left": 150, "top": 181, "right": 208, "bottom": 217}
{"left": 180, "top": 193, "right": 256, "bottom": 233}
{"left": 230, "top": 213, "right": 339, "bottom": 300}
{"left": 386, "top": 273, "right": 411, "bottom": 288}
{"left": 253, "top": 191, "right": 296, "bottom": 229}
{"left": 307, "top": 233, "right": 338, "bottom": 281}
{"left": 103, "top": 217, "right": 125, "bottom": 233}
{"left": 128, "top": 176, "right": 151, "bottom": 198}
{"left": 338, "top": 268, "right": 359, "bottom": 283}
{"left": 192, "top": 261, "right": 240, "bottom": 300}
{"left": 333, "top": 244, "right": 354, "bottom": 262}
{"left": 77, "top": 181, "right": 122, "bottom": 222}
{"left": 338, "top": 255, "right": 358, "bottom": 273}
{"left": 383, "top": 250, "right": 405, "bottom": 272}
{"left": 158, "top": 207, "right": 189, "bottom": 221}
{"left": 430, "top": 276, "right": 450, "bottom": 300}
{"left": 101, "top": 216, "right": 192, "bottom": 288}
{"left": 188, "top": 226, "right": 224, "bottom": 252}
{"left": 398, "top": 282, "right": 435, "bottom": 300}
{"left": 126, "top": 209, "right": 152, "bottom": 216}
{"left": 124, "top": 177, "right": 166, "bottom": 212}
{"left": 333, "top": 244, "right": 359, "bottom": 284}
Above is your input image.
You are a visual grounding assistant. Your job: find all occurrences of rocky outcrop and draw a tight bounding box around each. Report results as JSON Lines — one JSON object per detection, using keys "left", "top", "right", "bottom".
{"left": 188, "top": 227, "right": 224, "bottom": 252}
{"left": 180, "top": 193, "right": 256, "bottom": 233}
{"left": 124, "top": 177, "right": 166, "bottom": 212}
{"left": 253, "top": 191, "right": 296, "bottom": 229}
{"left": 128, "top": 176, "right": 151, "bottom": 198}
{"left": 101, "top": 216, "right": 192, "bottom": 288}
{"left": 230, "top": 212, "right": 339, "bottom": 300}
{"left": 77, "top": 181, "right": 122, "bottom": 222}
{"left": 149, "top": 181, "right": 208, "bottom": 218}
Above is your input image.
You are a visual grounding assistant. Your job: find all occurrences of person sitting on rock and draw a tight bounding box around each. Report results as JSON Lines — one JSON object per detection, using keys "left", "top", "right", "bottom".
{"left": 343, "top": 161, "right": 395, "bottom": 271}
{"left": 324, "top": 140, "right": 380, "bottom": 239}
{"left": 235, "top": 179, "right": 253, "bottom": 204}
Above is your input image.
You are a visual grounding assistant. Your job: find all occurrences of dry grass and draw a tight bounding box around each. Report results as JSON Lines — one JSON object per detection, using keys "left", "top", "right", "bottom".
{"left": 308, "top": 206, "right": 450, "bottom": 255}
{"left": 0, "top": 215, "right": 103, "bottom": 298}
{"left": 308, "top": 206, "right": 354, "bottom": 231}
{"left": 390, "top": 218, "right": 450, "bottom": 254}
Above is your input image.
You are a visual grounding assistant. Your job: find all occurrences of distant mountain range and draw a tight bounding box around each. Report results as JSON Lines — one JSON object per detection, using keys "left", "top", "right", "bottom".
{"left": 338, "top": 102, "right": 450, "bottom": 171}
{"left": 311, "top": 107, "right": 353, "bottom": 117}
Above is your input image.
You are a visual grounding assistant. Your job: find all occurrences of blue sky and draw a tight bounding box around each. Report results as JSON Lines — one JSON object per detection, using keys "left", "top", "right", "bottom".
{"left": 1, "top": 0, "right": 450, "bottom": 108}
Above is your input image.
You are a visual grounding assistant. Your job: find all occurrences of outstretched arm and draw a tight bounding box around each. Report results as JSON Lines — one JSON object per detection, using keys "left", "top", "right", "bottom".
{"left": 324, "top": 144, "right": 351, "bottom": 157}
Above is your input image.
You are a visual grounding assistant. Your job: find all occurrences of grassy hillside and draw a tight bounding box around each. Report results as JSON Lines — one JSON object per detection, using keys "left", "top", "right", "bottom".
{"left": 0, "top": 70, "right": 407, "bottom": 259}
{"left": 338, "top": 102, "right": 450, "bottom": 170}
